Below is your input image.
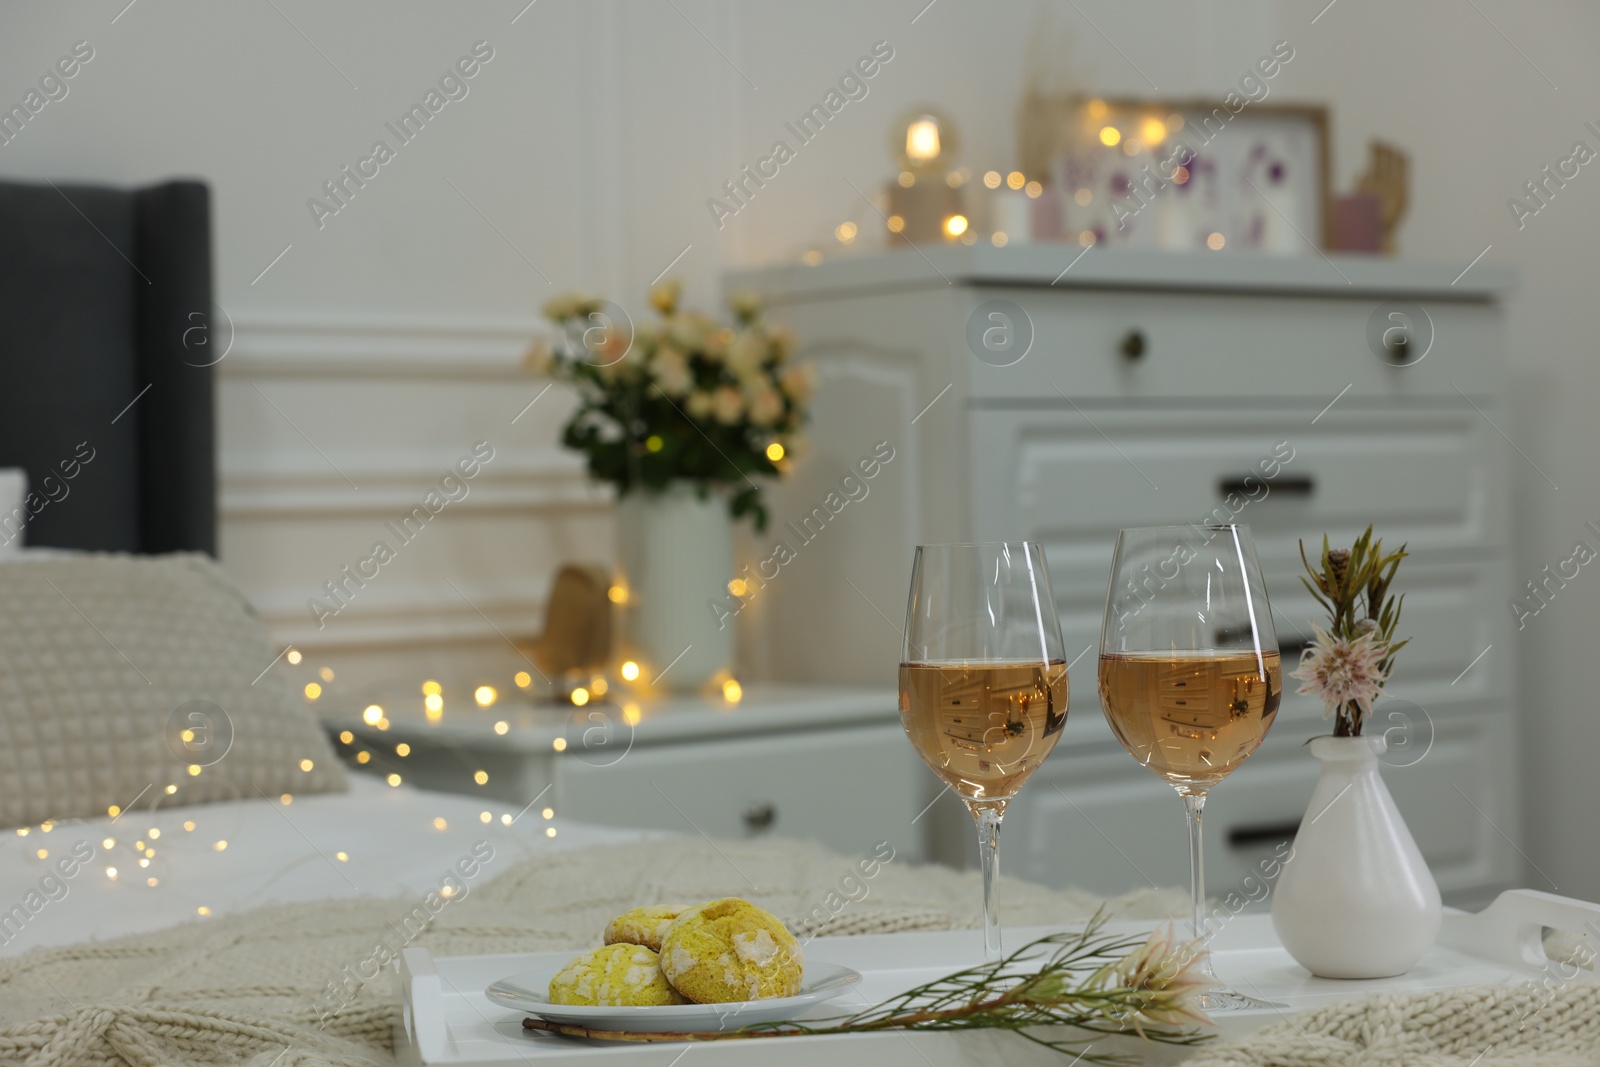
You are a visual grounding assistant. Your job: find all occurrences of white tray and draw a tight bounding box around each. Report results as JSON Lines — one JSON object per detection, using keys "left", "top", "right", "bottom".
{"left": 396, "top": 889, "right": 1600, "bottom": 1067}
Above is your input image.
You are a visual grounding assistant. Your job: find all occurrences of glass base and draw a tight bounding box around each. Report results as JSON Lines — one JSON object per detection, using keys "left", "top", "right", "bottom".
{"left": 1195, "top": 988, "right": 1288, "bottom": 1013}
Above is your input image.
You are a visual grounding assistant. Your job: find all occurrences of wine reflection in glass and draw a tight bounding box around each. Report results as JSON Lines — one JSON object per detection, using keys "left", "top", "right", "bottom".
{"left": 899, "top": 542, "right": 1068, "bottom": 963}
{"left": 1098, "top": 524, "right": 1282, "bottom": 1011}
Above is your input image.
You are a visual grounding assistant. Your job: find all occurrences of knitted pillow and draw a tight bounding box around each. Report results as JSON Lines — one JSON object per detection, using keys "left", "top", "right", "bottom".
{"left": 0, "top": 553, "right": 345, "bottom": 827}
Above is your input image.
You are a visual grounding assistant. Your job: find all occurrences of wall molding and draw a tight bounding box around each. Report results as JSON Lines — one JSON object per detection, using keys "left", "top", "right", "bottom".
{"left": 220, "top": 456, "right": 608, "bottom": 518}
{"left": 220, "top": 312, "right": 554, "bottom": 379}
{"left": 217, "top": 313, "right": 609, "bottom": 663}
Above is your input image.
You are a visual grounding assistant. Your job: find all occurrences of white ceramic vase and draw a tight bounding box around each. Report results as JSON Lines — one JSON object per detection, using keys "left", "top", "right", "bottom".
{"left": 615, "top": 484, "right": 733, "bottom": 692}
{"left": 1271, "top": 735, "right": 1442, "bottom": 978}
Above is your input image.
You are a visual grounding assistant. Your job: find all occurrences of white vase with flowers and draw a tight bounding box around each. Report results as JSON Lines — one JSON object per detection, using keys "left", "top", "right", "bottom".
{"left": 526, "top": 281, "right": 813, "bottom": 692}
{"left": 1270, "top": 526, "right": 1443, "bottom": 979}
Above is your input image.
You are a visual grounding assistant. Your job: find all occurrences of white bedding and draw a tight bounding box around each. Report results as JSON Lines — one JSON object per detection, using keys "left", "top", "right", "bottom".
{"left": 0, "top": 774, "right": 653, "bottom": 958}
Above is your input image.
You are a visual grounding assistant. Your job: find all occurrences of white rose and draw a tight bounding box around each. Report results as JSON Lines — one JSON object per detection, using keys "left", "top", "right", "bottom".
{"left": 726, "top": 331, "right": 766, "bottom": 376}
{"left": 687, "top": 389, "right": 716, "bottom": 420}
{"left": 745, "top": 383, "right": 785, "bottom": 427}
{"left": 779, "top": 363, "right": 816, "bottom": 405}
{"left": 670, "top": 312, "right": 715, "bottom": 350}
{"left": 712, "top": 385, "right": 745, "bottom": 425}
{"left": 651, "top": 347, "right": 692, "bottom": 398}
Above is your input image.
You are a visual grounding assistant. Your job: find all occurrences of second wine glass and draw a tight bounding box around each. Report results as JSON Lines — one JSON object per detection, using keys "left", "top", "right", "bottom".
{"left": 899, "top": 542, "right": 1068, "bottom": 963}
{"left": 1098, "top": 524, "right": 1282, "bottom": 1011}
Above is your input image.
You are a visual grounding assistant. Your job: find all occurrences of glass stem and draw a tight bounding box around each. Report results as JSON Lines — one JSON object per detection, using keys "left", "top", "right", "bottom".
{"left": 1181, "top": 791, "right": 1220, "bottom": 982}
{"left": 971, "top": 800, "right": 1006, "bottom": 963}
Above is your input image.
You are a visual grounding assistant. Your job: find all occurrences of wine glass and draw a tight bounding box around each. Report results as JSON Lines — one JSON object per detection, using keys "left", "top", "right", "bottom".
{"left": 1098, "top": 524, "right": 1282, "bottom": 1011}
{"left": 900, "top": 542, "right": 1068, "bottom": 962}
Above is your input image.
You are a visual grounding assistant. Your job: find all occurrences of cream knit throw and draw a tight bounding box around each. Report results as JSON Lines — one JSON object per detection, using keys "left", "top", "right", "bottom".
{"left": 2, "top": 836, "right": 1591, "bottom": 1067}
{"left": 1184, "top": 984, "right": 1600, "bottom": 1067}
{"left": 0, "top": 837, "right": 1184, "bottom": 1066}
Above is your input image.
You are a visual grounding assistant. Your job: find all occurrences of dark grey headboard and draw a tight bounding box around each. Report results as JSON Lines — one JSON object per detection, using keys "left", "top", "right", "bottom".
{"left": 0, "top": 178, "right": 215, "bottom": 554}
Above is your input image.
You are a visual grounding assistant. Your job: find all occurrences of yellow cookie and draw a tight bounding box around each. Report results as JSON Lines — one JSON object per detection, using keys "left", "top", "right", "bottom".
{"left": 548, "top": 944, "right": 687, "bottom": 1006}
{"left": 604, "top": 904, "right": 691, "bottom": 953}
{"left": 659, "top": 898, "right": 805, "bottom": 1003}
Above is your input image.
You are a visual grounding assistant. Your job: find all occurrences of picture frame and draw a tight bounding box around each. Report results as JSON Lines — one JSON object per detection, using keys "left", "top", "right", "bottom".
{"left": 1018, "top": 94, "right": 1332, "bottom": 252}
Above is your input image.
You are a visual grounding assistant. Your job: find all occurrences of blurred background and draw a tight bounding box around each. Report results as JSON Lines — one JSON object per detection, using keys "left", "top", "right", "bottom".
{"left": 1, "top": 1, "right": 1593, "bottom": 905}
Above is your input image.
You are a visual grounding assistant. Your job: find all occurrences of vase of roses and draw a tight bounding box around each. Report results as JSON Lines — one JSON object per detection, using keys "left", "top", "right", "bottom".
{"left": 526, "top": 280, "right": 812, "bottom": 691}
{"left": 1270, "top": 526, "right": 1441, "bottom": 979}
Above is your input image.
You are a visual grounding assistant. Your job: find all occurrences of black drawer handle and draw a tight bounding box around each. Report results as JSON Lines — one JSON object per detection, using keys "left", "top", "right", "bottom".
{"left": 1217, "top": 474, "right": 1315, "bottom": 498}
{"left": 1119, "top": 329, "right": 1146, "bottom": 361}
{"left": 1227, "top": 821, "right": 1300, "bottom": 848}
{"left": 743, "top": 802, "right": 776, "bottom": 832}
{"left": 1278, "top": 636, "right": 1309, "bottom": 659}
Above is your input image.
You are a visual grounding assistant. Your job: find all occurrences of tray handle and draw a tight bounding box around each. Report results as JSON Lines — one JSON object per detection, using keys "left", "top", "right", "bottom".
{"left": 1439, "top": 889, "right": 1600, "bottom": 976}
{"left": 399, "top": 946, "right": 450, "bottom": 1064}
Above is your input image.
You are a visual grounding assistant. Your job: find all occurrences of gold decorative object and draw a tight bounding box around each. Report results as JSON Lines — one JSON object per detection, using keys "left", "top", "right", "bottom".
{"left": 1354, "top": 139, "right": 1408, "bottom": 255}
{"left": 519, "top": 564, "right": 612, "bottom": 680}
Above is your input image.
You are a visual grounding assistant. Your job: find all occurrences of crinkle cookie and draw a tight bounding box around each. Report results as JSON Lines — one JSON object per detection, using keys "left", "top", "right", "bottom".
{"left": 547, "top": 943, "right": 687, "bottom": 1006}
{"left": 659, "top": 898, "right": 804, "bottom": 1003}
{"left": 604, "top": 904, "right": 690, "bottom": 953}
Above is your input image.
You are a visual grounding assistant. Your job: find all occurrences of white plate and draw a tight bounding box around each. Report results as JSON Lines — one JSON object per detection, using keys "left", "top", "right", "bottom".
{"left": 485, "top": 961, "right": 863, "bottom": 1033}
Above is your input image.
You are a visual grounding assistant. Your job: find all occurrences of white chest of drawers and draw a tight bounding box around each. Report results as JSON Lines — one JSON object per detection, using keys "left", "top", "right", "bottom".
{"left": 728, "top": 246, "right": 1520, "bottom": 907}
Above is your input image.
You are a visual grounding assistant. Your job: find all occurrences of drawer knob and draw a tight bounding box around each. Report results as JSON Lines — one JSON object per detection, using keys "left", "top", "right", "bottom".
{"left": 1119, "top": 329, "right": 1146, "bottom": 361}
{"left": 743, "top": 802, "right": 777, "bottom": 832}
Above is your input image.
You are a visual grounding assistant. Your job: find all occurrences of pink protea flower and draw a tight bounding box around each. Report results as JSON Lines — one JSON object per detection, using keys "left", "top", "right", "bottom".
{"left": 1109, "top": 925, "right": 1215, "bottom": 1033}
{"left": 1291, "top": 624, "right": 1390, "bottom": 719}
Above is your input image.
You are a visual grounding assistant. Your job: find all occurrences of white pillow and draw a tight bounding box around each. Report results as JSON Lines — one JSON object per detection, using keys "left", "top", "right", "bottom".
{"left": 0, "top": 468, "right": 25, "bottom": 557}
{"left": 0, "top": 553, "right": 346, "bottom": 828}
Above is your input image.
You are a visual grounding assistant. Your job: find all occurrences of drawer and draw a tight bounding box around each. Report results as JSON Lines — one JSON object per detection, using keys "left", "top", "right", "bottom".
{"left": 556, "top": 723, "right": 926, "bottom": 862}
{"left": 962, "top": 287, "right": 1503, "bottom": 400}
{"left": 972, "top": 407, "right": 1504, "bottom": 566}
{"left": 996, "top": 710, "right": 1516, "bottom": 901}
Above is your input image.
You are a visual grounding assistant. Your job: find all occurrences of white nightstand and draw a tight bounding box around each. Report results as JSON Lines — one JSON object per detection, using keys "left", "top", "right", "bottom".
{"left": 326, "top": 684, "right": 927, "bottom": 861}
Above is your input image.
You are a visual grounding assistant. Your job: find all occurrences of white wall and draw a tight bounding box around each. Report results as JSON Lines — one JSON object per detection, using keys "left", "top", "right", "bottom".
{"left": 4, "top": 0, "right": 1595, "bottom": 898}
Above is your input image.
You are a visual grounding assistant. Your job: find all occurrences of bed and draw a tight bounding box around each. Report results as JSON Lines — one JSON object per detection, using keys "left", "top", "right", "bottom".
{"left": 1, "top": 556, "right": 1594, "bottom": 1067}
{"left": 0, "top": 774, "right": 652, "bottom": 960}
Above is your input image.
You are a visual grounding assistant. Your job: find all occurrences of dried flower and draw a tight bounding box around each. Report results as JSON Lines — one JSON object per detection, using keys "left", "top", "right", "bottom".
{"left": 1327, "top": 548, "right": 1350, "bottom": 589}
{"left": 1109, "top": 926, "right": 1215, "bottom": 1034}
{"left": 1291, "top": 624, "right": 1390, "bottom": 721}
{"left": 1298, "top": 527, "right": 1409, "bottom": 736}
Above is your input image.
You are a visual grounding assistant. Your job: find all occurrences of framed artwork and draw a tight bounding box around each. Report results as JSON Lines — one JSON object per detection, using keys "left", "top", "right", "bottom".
{"left": 1018, "top": 94, "right": 1331, "bottom": 252}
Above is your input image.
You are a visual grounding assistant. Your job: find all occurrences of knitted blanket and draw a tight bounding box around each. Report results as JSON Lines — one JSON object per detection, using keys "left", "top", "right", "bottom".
{"left": 3, "top": 836, "right": 1591, "bottom": 1067}
{"left": 1185, "top": 985, "right": 1600, "bottom": 1067}
{"left": 0, "top": 836, "right": 1185, "bottom": 1066}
